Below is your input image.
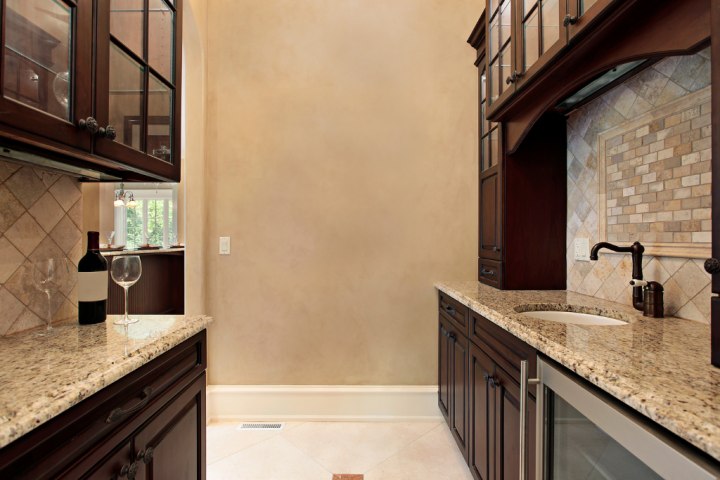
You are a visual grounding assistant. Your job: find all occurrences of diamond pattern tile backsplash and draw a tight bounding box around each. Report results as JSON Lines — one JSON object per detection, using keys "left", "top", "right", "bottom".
{"left": 567, "top": 48, "right": 712, "bottom": 323}
{"left": 0, "top": 159, "right": 82, "bottom": 335}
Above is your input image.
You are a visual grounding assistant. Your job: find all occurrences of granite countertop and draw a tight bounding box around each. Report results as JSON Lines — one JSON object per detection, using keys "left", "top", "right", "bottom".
{"left": 101, "top": 247, "right": 185, "bottom": 257}
{"left": 0, "top": 314, "right": 211, "bottom": 449}
{"left": 435, "top": 280, "right": 720, "bottom": 461}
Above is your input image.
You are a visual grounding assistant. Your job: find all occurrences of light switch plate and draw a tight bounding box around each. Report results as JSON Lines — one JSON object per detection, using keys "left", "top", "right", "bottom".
{"left": 574, "top": 238, "right": 590, "bottom": 261}
{"left": 219, "top": 236, "right": 231, "bottom": 255}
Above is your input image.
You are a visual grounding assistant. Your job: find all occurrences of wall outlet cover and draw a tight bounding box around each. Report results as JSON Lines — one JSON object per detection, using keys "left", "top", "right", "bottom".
{"left": 575, "top": 238, "right": 590, "bottom": 261}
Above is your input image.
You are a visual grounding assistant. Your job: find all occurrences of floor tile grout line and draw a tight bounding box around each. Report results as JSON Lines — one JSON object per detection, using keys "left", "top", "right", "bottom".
{"left": 359, "top": 422, "right": 447, "bottom": 475}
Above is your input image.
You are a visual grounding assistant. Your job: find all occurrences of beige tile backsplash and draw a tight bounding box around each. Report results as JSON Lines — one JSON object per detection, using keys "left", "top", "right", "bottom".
{"left": 567, "top": 48, "right": 712, "bottom": 323}
{"left": 0, "top": 159, "right": 82, "bottom": 335}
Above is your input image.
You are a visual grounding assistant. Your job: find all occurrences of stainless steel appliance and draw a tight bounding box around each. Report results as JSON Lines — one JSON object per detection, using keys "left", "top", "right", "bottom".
{"left": 519, "top": 358, "right": 720, "bottom": 479}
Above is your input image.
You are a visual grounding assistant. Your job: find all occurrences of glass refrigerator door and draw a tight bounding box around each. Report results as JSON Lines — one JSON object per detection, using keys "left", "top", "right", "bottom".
{"left": 546, "top": 391, "right": 661, "bottom": 479}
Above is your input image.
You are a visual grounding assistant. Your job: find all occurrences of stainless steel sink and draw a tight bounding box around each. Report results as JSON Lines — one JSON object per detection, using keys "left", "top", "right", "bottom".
{"left": 520, "top": 310, "right": 628, "bottom": 326}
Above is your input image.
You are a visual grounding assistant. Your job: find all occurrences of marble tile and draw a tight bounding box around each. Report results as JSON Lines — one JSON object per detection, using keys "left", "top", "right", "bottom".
{"left": 0, "top": 286, "right": 26, "bottom": 335}
{"left": 49, "top": 216, "right": 82, "bottom": 254}
{"left": 5, "top": 167, "right": 45, "bottom": 209}
{"left": 49, "top": 176, "right": 81, "bottom": 212}
{"left": 0, "top": 161, "right": 20, "bottom": 183}
{"left": 282, "top": 421, "right": 440, "bottom": 474}
{"left": 364, "top": 425, "right": 473, "bottom": 480}
{"left": 5, "top": 213, "right": 45, "bottom": 257}
{"left": 206, "top": 422, "right": 288, "bottom": 465}
{"left": 0, "top": 185, "right": 25, "bottom": 233}
{"left": 207, "top": 436, "right": 330, "bottom": 480}
{"left": 0, "top": 236, "right": 24, "bottom": 283}
{"left": 671, "top": 260, "right": 710, "bottom": 299}
{"left": 28, "top": 192, "right": 64, "bottom": 234}
{"left": 67, "top": 199, "right": 83, "bottom": 229}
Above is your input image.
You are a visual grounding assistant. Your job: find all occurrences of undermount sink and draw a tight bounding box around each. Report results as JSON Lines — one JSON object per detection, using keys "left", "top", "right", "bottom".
{"left": 519, "top": 309, "right": 629, "bottom": 326}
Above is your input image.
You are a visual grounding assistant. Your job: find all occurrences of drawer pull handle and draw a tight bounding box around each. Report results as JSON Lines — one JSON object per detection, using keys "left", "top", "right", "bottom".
{"left": 117, "top": 460, "right": 138, "bottom": 480}
{"left": 448, "top": 332, "right": 457, "bottom": 341}
{"left": 444, "top": 305, "right": 456, "bottom": 315}
{"left": 483, "top": 373, "right": 499, "bottom": 388}
{"left": 137, "top": 446, "right": 154, "bottom": 464}
{"left": 481, "top": 268, "right": 496, "bottom": 278}
{"left": 106, "top": 387, "right": 153, "bottom": 424}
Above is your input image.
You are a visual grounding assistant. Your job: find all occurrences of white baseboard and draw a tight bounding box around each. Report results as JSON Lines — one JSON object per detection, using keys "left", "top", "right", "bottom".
{"left": 207, "top": 385, "right": 442, "bottom": 423}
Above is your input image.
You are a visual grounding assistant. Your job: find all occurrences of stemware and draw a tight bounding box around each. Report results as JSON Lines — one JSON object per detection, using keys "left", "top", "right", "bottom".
{"left": 110, "top": 256, "right": 142, "bottom": 325}
{"left": 32, "top": 258, "right": 60, "bottom": 334}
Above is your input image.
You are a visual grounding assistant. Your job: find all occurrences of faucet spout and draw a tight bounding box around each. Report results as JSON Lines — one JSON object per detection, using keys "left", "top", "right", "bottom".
{"left": 590, "top": 241, "right": 646, "bottom": 311}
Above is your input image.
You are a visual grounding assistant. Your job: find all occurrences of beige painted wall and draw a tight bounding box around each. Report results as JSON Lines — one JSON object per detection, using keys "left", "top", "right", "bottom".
{"left": 183, "top": 0, "right": 208, "bottom": 316}
{"left": 205, "top": 0, "right": 479, "bottom": 385}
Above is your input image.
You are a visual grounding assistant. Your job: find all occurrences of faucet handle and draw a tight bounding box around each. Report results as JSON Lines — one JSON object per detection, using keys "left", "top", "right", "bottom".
{"left": 629, "top": 279, "right": 648, "bottom": 287}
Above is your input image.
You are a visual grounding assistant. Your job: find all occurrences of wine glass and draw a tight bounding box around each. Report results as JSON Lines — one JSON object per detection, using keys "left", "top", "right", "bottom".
{"left": 32, "top": 258, "right": 59, "bottom": 334}
{"left": 110, "top": 256, "right": 142, "bottom": 325}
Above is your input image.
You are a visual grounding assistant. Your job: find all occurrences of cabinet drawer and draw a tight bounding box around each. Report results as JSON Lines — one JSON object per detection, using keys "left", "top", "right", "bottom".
{"left": 478, "top": 258, "right": 502, "bottom": 288}
{"left": 469, "top": 312, "right": 536, "bottom": 396}
{"left": 0, "top": 331, "right": 207, "bottom": 479}
{"left": 439, "top": 292, "right": 469, "bottom": 332}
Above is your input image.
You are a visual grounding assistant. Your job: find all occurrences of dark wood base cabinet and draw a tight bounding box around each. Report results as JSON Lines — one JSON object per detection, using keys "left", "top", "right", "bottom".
{"left": 0, "top": 331, "right": 207, "bottom": 479}
{"left": 439, "top": 293, "right": 536, "bottom": 480}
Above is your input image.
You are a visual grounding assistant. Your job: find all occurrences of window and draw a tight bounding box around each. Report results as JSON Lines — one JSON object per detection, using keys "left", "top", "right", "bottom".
{"left": 114, "top": 183, "right": 178, "bottom": 249}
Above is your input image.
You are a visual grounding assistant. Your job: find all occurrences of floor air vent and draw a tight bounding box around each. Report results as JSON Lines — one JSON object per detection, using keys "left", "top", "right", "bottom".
{"left": 237, "top": 423, "right": 284, "bottom": 431}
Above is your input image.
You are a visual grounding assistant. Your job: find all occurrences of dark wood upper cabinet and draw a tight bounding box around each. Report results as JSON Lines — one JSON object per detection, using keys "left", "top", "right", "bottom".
{"left": 0, "top": 0, "right": 93, "bottom": 150}
{"left": 0, "top": 0, "right": 183, "bottom": 182}
{"left": 94, "top": 0, "right": 182, "bottom": 181}
{"left": 470, "top": 15, "right": 567, "bottom": 290}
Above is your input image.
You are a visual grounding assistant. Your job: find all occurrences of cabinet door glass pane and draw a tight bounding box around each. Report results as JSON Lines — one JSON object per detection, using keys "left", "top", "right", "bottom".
{"left": 3, "top": 0, "right": 72, "bottom": 121}
{"left": 549, "top": 393, "right": 662, "bottom": 479}
{"left": 499, "top": 45, "right": 511, "bottom": 89}
{"left": 110, "top": 0, "right": 144, "bottom": 59}
{"left": 579, "top": 0, "right": 598, "bottom": 16}
{"left": 499, "top": 0, "right": 512, "bottom": 48}
{"left": 489, "top": 129, "right": 499, "bottom": 169}
{"left": 542, "top": 0, "right": 560, "bottom": 53}
{"left": 524, "top": 8, "right": 539, "bottom": 70}
{"left": 109, "top": 44, "right": 145, "bottom": 150}
{"left": 147, "top": 74, "right": 173, "bottom": 162}
{"left": 490, "top": 60, "right": 500, "bottom": 103}
{"left": 148, "top": 0, "right": 175, "bottom": 82}
{"left": 489, "top": 14, "right": 499, "bottom": 61}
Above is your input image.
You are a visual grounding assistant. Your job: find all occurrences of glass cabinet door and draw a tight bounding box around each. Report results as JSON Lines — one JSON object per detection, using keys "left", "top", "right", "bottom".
{"left": 0, "top": 0, "right": 93, "bottom": 149}
{"left": 94, "top": 0, "right": 181, "bottom": 181}
{"left": 486, "top": 0, "right": 514, "bottom": 107}
{"left": 518, "top": 0, "right": 566, "bottom": 81}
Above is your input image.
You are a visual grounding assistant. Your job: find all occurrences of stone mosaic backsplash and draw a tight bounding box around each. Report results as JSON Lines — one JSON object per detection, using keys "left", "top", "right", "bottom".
{"left": 567, "top": 48, "right": 712, "bottom": 323}
{"left": 599, "top": 87, "right": 711, "bottom": 251}
{"left": 0, "top": 159, "right": 82, "bottom": 335}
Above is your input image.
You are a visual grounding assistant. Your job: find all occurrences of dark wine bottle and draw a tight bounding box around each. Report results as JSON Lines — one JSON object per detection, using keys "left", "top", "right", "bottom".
{"left": 78, "top": 231, "right": 108, "bottom": 324}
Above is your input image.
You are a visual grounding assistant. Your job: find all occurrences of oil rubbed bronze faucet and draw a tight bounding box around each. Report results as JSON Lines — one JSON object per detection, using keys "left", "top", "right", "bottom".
{"left": 590, "top": 241, "right": 664, "bottom": 318}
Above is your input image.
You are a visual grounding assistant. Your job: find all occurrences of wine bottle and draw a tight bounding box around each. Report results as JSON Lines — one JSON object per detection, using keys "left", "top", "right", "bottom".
{"left": 78, "top": 231, "right": 108, "bottom": 324}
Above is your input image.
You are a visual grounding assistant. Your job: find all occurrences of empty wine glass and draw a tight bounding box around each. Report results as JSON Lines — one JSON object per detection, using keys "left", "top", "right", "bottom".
{"left": 32, "top": 258, "right": 59, "bottom": 334}
{"left": 110, "top": 256, "right": 142, "bottom": 326}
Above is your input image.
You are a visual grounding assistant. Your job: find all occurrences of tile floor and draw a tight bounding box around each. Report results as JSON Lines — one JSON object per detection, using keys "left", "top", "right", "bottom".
{"left": 207, "top": 420, "right": 474, "bottom": 480}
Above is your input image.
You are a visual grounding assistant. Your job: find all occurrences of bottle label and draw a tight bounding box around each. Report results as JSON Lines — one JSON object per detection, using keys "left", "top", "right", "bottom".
{"left": 78, "top": 271, "right": 108, "bottom": 302}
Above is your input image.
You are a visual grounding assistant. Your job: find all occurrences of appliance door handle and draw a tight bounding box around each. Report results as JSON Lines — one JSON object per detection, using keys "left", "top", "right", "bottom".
{"left": 520, "top": 360, "right": 540, "bottom": 480}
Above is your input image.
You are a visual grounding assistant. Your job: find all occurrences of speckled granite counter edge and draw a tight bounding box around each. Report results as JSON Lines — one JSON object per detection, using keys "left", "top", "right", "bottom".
{"left": 435, "top": 281, "right": 720, "bottom": 462}
{"left": 0, "top": 315, "right": 212, "bottom": 449}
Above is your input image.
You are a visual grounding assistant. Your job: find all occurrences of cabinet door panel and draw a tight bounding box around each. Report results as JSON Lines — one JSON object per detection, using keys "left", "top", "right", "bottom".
{"left": 451, "top": 330, "right": 470, "bottom": 460}
{"left": 469, "top": 344, "right": 495, "bottom": 480}
{"left": 0, "top": 0, "right": 92, "bottom": 149}
{"left": 494, "top": 367, "right": 535, "bottom": 480}
{"left": 479, "top": 165, "right": 502, "bottom": 261}
{"left": 438, "top": 318, "right": 451, "bottom": 421}
{"left": 135, "top": 373, "right": 206, "bottom": 480}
